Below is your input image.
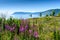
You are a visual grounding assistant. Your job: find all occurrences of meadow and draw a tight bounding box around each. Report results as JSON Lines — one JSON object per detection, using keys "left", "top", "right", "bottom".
{"left": 0, "top": 11, "right": 60, "bottom": 40}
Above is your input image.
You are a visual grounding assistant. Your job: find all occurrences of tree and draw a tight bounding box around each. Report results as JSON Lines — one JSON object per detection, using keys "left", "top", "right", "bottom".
{"left": 39, "top": 13, "right": 42, "bottom": 17}
{"left": 46, "top": 14, "right": 48, "bottom": 17}
{"left": 30, "top": 14, "right": 32, "bottom": 18}
{"left": 50, "top": 10, "right": 55, "bottom": 16}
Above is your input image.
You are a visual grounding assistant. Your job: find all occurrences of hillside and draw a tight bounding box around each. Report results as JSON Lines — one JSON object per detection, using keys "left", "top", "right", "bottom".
{"left": 12, "top": 9, "right": 60, "bottom": 19}
{"left": 0, "top": 16, "right": 60, "bottom": 40}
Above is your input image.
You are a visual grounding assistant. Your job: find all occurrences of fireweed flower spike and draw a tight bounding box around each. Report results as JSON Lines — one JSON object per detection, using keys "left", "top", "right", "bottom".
{"left": 12, "top": 24, "right": 16, "bottom": 30}
{"left": 29, "top": 29, "right": 32, "bottom": 34}
{"left": 10, "top": 27, "right": 16, "bottom": 32}
{"left": 5, "top": 24, "right": 16, "bottom": 32}
{"left": 25, "top": 24, "right": 28, "bottom": 30}
{"left": 10, "top": 27, "right": 13, "bottom": 32}
{"left": 33, "top": 31, "right": 39, "bottom": 38}
{"left": 10, "top": 24, "right": 16, "bottom": 32}
{"left": 5, "top": 24, "right": 11, "bottom": 30}
{"left": 19, "top": 25, "right": 25, "bottom": 32}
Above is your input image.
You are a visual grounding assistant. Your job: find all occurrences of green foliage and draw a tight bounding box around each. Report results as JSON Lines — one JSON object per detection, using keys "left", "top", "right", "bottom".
{"left": 30, "top": 14, "right": 32, "bottom": 17}
{"left": 46, "top": 14, "right": 48, "bottom": 17}
{"left": 57, "top": 12, "right": 60, "bottom": 16}
{"left": 50, "top": 10, "right": 55, "bottom": 16}
{"left": 39, "top": 13, "right": 42, "bottom": 17}
{"left": 0, "top": 16, "right": 60, "bottom": 40}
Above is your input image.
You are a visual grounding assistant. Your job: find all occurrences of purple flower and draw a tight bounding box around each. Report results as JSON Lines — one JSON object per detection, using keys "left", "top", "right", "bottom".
{"left": 5, "top": 24, "right": 11, "bottom": 30}
{"left": 29, "top": 29, "right": 32, "bottom": 34}
{"left": 33, "top": 31, "right": 39, "bottom": 38}
{"left": 19, "top": 25, "right": 25, "bottom": 32}
{"left": 12, "top": 24, "right": 16, "bottom": 30}
{"left": 5, "top": 24, "right": 16, "bottom": 32}
{"left": 25, "top": 24, "right": 28, "bottom": 30}
{"left": 10, "top": 25, "right": 16, "bottom": 32}
{"left": 10, "top": 28, "right": 13, "bottom": 31}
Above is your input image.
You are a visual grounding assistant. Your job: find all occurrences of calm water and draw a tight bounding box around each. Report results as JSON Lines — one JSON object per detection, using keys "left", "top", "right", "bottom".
{"left": 12, "top": 14, "right": 40, "bottom": 19}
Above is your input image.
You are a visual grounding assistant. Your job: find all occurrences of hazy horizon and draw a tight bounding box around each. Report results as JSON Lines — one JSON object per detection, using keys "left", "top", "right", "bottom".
{"left": 0, "top": 0, "right": 60, "bottom": 18}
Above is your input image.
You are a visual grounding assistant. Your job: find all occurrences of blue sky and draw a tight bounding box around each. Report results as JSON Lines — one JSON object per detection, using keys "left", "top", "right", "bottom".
{"left": 0, "top": 0, "right": 60, "bottom": 15}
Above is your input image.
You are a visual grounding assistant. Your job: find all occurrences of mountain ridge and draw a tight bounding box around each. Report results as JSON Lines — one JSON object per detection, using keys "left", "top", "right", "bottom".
{"left": 12, "top": 9, "right": 60, "bottom": 19}
{"left": 12, "top": 9, "right": 60, "bottom": 15}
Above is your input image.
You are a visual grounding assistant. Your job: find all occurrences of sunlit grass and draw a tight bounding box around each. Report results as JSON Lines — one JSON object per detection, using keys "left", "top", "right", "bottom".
{"left": 0, "top": 16, "right": 60, "bottom": 40}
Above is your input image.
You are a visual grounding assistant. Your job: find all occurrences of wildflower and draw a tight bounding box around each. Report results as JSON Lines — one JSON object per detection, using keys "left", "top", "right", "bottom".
{"left": 12, "top": 24, "right": 16, "bottom": 30}
{"left": 33, "top": 31, "right": 39, "bottom": 38}
{"left": 5, "top": 24, "right": 16, "bottom": 32}
{"left": 11, "top": 24, "right": 16, "bottom": 32}
{"left": 19, "top": 25, "right": 25, "bottom": 32}
{"left": 29, "top": 29, "right": 32, "bottom": 34}
{"left": 10, "top": 27, "right": 13, "bottom": 31}
{"left": 5, "top": 24, "right": 11, "bottom": 30}
{"left": 25, "top": 24, "right": 28, "bottom": 30}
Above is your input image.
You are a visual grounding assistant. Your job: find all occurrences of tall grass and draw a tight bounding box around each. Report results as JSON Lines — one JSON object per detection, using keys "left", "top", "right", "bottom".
{"left": 0, "top": 16, "right": 60, "bottom": 40}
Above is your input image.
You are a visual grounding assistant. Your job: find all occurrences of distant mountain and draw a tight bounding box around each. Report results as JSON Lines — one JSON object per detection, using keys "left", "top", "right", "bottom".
{"left": 41, "top": 9, "right": 60, "bottom": 16}
{"left": 12, "top": 9, "right": 60, "bottom": 19}
{"left": 12, "top": 12, "right": 40, "bottom": 15}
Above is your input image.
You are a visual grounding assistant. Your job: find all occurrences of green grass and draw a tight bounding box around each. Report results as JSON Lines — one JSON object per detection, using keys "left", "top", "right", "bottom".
{"left": 0, "top": 16, "right": 60, "bottom": 40}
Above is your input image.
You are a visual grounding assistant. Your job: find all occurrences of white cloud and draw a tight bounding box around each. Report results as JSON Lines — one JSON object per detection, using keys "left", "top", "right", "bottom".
{"left": 0, "top": 10, "right": 14, "bottom": 18}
